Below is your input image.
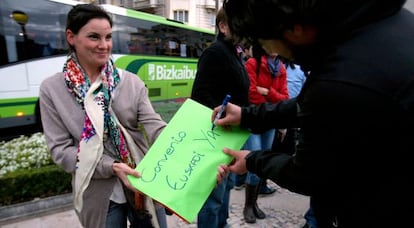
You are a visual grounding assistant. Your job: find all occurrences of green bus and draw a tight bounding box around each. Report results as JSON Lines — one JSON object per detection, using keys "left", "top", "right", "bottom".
{"left": 0, "top": 0, "right": 215, "bottom": 131}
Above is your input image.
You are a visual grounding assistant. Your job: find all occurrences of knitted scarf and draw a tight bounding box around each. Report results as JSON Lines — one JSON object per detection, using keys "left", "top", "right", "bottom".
{"left": 63, "top": 54, "right": 134, "bottom": 212}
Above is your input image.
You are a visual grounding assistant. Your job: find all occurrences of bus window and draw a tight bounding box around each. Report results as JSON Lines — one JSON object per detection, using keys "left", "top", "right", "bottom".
{"left": 112, "top": 14, "right": 160, "bottom": 56}
{"left": 0, "top": 35, "right": 7, "bottom": 65}
{"left": 111, "top": 13, "right": 215, "bottom": 59}
{"left": 0, "top": 0, "right": 69, "bottom": 66}
{"left": 0, "top": 0, "right": 215, "bottom": 131}
{"left": 0, "top": 0, "right": 71, "bottom": 130}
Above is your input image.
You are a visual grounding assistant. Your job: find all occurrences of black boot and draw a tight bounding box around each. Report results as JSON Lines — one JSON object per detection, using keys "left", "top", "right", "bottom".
{"left": 243, "top": 184, "right": 257, "bottom": 223}
{"left": 253, "top": 182, "right": 266, "bottom": 219}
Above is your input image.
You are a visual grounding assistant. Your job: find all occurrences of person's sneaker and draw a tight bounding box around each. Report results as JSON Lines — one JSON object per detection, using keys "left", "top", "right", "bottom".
{"left": 234, "top": 183, "right": 245, "bottom": 190}
{"left": 259, "top": 184, "right": 276, "bottom": 196}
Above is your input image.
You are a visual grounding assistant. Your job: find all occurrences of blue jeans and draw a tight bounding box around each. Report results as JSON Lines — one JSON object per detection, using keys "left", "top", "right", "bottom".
{"left": 106, "top": 201, "right": 167, "bottom": 228}
{"left": 235, "top": 173, "right": 246, "bottom": 186}
{"left": 304, "top": 198, "right": 318, "bottom": 228}
{"left": 244, "top": 130, "right": 275, "bottom": 185}
{"left": 197, "top": 173, "right": 234, "bottom": 228}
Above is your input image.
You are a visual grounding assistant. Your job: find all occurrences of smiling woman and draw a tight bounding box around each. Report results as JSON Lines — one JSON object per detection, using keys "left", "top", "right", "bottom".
{"left": 66, "top": 16, "right": 113, "bottom": 82}
{"left": 0, "top": 0, "right": 215, "bottom": 134}
{"left": 38, "top": 3, "right": 169, "bottom": 228}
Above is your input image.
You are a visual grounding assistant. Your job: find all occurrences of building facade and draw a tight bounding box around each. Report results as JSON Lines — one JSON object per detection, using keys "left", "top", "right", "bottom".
{"left": 83, "top": 0, "right": 222, "bottom": 32}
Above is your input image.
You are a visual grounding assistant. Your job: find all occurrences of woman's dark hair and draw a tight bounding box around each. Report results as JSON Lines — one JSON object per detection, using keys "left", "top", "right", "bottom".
{"left": 251, "top": 44, "right": 266, "bottom": 76}
{"left": 279, "top": 56, "right": 295, "bottom": 69}
{"left": 66, "top": 4, "right": 112, "bottom": 52}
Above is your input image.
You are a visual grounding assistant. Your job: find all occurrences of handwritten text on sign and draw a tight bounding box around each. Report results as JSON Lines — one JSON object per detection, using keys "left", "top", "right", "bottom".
{"left": 127, "top": 98, "right": 250, "bottom": 223}
{"left": 140, "top": 129, "right": 221, "bottom": 190}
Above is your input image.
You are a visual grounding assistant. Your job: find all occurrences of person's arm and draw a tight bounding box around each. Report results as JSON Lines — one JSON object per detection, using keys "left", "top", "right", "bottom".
{"left": 115, "top": 71, "right": 166, "bottom": 154}
{"left": 39, "top": 79, "right": 79, "bottom": 174}
{"left": 191, "top": 48, "right": 226, "bottom": 109}
{"left": 240, "top": 98, "right": 299, "bottom": 133}
{"left": 108, "top": 72, "right": 165, "bottom": 190}
{"left": 266, "top": 64, "right": 289, "bottom": 103}
{"left": 244, "top": 78, "right": 383, "bottom": 196}
{"left": 212, "top": 97, "right": 298, "bottom": 132}
{"left": 135, "top": 80, "right": 166, "bottom": 149}
{"left": 245, "top": 58, "right": 267, "bottom": 104}
{"left": 245, "top": 149, "right": 311, "bottom": 196}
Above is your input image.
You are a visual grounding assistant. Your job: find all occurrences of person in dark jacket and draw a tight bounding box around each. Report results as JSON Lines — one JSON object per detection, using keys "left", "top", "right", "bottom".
{"left": 191, "top": 7, "right": 250, "bottom": 228}
{"left": 214, "top": 0, "right": 414, "bottom": 227}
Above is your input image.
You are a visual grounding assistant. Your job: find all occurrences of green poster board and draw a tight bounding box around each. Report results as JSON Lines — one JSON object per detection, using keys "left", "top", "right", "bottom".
{"left": 128, "top": 98, "right": 250, "bottom": 223}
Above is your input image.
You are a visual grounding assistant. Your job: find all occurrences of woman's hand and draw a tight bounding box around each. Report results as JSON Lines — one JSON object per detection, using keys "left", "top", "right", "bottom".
{"left": 216, "top": 164, "right": 229, "bottom": 185}
{"left": 257, "top": 86, "right": 269, "bottom": 96}
{"left": 112, "top": 162, "right": 141, "bottom": 192}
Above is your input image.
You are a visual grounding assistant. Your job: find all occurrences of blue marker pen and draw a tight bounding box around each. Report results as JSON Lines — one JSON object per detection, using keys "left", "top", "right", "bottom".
{"left": 212, "top": 94, "right": 231, "bottom": 130}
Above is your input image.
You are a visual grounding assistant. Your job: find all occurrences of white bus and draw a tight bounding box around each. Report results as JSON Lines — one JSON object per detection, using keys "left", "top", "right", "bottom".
{"left": 0, "top": 0, "right": 215, "bottom": 131}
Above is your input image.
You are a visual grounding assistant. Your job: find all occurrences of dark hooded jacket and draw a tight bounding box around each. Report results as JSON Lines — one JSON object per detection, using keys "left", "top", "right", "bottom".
{"left": 240, "top": 1, "right": 414, "bottom": 227}
{"left": 191, "top": 33, "right": 250, "bottom": 109}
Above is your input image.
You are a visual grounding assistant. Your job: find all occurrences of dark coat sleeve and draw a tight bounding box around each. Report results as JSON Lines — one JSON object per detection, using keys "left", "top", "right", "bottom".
{"left": 191, "top": 48, "right": 227, "bottom": 109}
{"left": 245, "top": 149, "right": 311, "bottom": 195}
{"left": 240, "top": 98, "right": 299, "bottom": 133}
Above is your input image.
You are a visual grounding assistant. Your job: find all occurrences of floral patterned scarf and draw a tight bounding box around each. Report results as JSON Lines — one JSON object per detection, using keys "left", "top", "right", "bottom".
{"left": 63, "top": 54, "right": 134, "bottom": 212}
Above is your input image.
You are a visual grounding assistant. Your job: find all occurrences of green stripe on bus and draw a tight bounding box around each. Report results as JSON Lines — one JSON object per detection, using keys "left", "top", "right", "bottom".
{"left": 0, "top": 98, "right": 37, "bottom": 118}
{"left": 0, "top": 101, "right": 37, "bottom": 107}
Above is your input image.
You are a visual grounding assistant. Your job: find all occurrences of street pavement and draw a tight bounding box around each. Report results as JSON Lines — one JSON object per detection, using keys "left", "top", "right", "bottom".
{"left": 0, "top": 181, "right": 309, "bottom": 228}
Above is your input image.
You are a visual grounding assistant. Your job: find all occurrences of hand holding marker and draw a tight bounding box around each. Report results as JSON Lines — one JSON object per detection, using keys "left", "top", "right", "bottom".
{"left": 212, "top": 94, "right": 231, "bottom": 130}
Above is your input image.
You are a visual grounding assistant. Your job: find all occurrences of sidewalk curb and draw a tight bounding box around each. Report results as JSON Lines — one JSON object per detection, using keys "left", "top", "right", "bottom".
{"left": 0, "top": 193, "right": 73, "bottom": 225}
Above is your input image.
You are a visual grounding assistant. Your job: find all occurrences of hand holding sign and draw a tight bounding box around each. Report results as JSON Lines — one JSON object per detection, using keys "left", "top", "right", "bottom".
{"left": 127, "top": 99, "right": 250, "bottom": 223}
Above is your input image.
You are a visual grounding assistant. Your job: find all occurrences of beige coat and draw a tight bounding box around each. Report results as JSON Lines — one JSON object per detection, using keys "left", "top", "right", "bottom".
{"left": 39, "top": 70, "right": 166, "bottom": 227}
